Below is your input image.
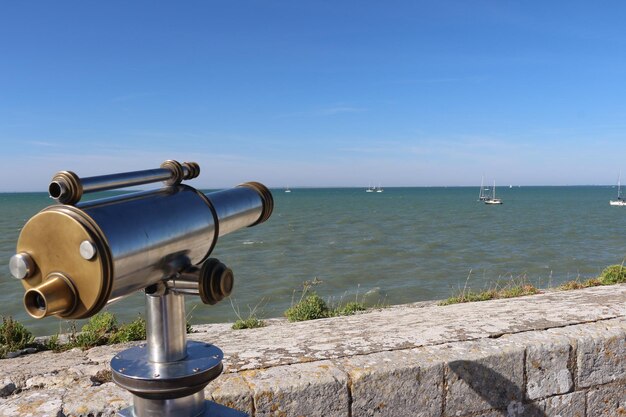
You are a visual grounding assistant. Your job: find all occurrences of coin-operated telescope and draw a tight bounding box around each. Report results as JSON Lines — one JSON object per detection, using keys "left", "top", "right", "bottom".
{"left": 9, "top": 160, "right": 273, "bottom": 417}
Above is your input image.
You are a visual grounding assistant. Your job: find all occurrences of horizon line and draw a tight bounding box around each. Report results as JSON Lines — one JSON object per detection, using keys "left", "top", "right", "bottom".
{"left": 0, "top": 184, "right": 619, "bottom": 193}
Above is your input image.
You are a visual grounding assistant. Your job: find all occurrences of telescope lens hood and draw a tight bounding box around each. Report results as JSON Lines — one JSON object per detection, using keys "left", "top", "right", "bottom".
{"left": 199, "top": 258, "right": 234, "bottom": 305}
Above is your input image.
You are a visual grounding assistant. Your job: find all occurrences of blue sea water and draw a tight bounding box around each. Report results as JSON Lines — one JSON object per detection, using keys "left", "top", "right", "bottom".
{"left": 1, "top": 186, "right": 625, "bottom": 336}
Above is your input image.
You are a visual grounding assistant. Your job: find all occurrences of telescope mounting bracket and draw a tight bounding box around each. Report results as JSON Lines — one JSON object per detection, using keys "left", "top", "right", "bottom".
{"left": 112, "top": 286, "right": 248, "bottom": 417}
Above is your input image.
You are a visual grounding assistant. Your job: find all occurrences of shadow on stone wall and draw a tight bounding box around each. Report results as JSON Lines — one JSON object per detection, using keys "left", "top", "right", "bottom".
{"left": 448, "top": 360, "right": 546, "bottom": 417}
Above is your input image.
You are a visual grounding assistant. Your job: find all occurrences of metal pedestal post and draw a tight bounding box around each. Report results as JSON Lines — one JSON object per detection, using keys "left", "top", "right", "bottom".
{"left": 112, "top": 287, "right": 248, "bottom": 417}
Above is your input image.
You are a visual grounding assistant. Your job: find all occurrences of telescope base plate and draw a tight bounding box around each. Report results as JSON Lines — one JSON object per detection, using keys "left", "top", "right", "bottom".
{"left": 117, "top": 400, "right": 249, "bottom": 417}
{"left": 112, "top": 341, "right": 223, "bottom": 399}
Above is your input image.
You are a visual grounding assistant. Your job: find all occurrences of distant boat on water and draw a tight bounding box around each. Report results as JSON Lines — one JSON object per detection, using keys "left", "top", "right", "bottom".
{"left": 367, "top": 184, "right": 383, "bottom": 193}
{"left": 484, "top": 180, "right": 503, "bottom": 205}
{"left": 478, "top": 176, "right": 489, "bottom": 201}
{"left": 284, "top": 186, "right": 291, "bottom": 193}
{"left": 610, "top": 172, "right": 626, "bottom": 206}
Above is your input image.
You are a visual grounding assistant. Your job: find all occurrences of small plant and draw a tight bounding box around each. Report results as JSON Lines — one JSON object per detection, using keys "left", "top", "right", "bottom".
{"left": 598, "top": 264, "right": 626, "bottom": 285}
{"left": 231, "top": 298, "right": 266, "bottom": 330}
{"left": 74, "top": 311, "right": 119, "bottom": 348}
{"left": 109, "top": 316, "right": 146, "bottom": 344}
{"left": 285, "top": 292, "right": 330, "bottom": 322}
{"left": 557, "top": 277, "right": 602, "bottom": 291}
{"left": 45, "top": 334, "right": 63, "bottom": 352}
{"left": 0, "top": 316, "right": 34, "bottom": 358}
{"left": 439, "top": 273, "right": 540, "bottom": 306}
{"left": 335, "top": 301, "right": 367, "bottom": 316}
{"left": 232, "top": 317, "right": 265, "bottom": 330}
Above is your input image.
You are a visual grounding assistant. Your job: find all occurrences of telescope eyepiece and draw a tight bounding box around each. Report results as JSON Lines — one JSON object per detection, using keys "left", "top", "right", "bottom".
{"left": 23, "top": 273, "right": 77, "bottom": 319}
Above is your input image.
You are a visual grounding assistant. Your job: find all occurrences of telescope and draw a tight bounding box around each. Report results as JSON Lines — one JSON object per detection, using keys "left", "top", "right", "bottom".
{"left": 9, "top": 160, "right": 273, "bottom": 417}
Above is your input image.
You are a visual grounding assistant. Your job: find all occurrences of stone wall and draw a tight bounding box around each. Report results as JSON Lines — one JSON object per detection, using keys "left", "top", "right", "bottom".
{"left": 1, "top": 284, "right": 625, "bottom": 416}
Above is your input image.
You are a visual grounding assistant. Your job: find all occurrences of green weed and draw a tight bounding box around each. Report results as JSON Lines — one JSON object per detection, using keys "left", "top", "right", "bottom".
{"left": 0, "top": 316, "right": 34, "bottom": 358}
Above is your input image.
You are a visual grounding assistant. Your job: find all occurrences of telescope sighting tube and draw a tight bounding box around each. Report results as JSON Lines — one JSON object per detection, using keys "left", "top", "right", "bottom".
{"left": 49, "top": 160, "right": 200, "bottom": 205}
{"left": 12, "top": 166, "right": 273, "bottom": 320}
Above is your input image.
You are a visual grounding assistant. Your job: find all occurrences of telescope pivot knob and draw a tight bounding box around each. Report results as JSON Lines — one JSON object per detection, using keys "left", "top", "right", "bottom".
{"left": 199, "top": 258, "right": 234, "bottom": 305}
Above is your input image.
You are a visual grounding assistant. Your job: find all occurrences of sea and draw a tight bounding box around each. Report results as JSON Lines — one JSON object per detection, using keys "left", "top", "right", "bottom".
{"left": 1, "top": 186, "right": 625, "bottom": 336}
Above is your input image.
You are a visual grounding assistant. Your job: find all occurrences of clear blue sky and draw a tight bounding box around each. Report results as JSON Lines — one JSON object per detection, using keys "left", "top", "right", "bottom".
{"left": 1, "top": 1, "right": 625, "bottom": 191}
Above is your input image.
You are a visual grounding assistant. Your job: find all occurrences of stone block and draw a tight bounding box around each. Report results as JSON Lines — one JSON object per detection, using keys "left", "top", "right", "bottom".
{"left": 432, "top": 339, "right": 525, "bottom": 416}
{"left": 526, "top": 340, "right": 573, "bottom": 399}
{"left": 577, "top": 326, "right": 626, "bottom": 388}
{"left": 336, "top": 348, "right": 443, "bottom": 417}
{"left": 541, "top": 391, "right": 585, "bottom": 417}
{"left": 0, "top": 388, "right": 65, "bottom": 417}
{"left": 547, "top": 319, "right": 626, "bottom": 388}
{"left": 450, "top": 400, "right": 545, "bottom": 417}
{"left": 586, "top": 382, "right": 626, "bottom": 416}
{"left": 207, "top": 372, "right": 254, "bottom": 415}
{"left": 504, "top": 330, "right": 574, "bottom": 400}
{"left": 242, "top": 360, "right": 349, "bottom": 417}
{"left": 61, "top": 382, "right": 131, "bottom": 416}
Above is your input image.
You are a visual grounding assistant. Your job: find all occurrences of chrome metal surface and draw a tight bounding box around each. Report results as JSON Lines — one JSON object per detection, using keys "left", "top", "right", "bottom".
{"left": 146, "top": 289, "right": 187, "bottom": 363}
{"left": 81, "top": 168, "right": 172, "bottom": 193}
{"left": 79, "top": 240, "right": 97, "bottom": 260}
{"left": 112, "top": 341, "right": 223, "bottom": 380}
{"left": 166, "top": 259, "right": 233, "bottom": 305}
{"left": 79, "top": 186, "right": 218, "bottom": 303}
{"left": 117, "top": 400, "right": 249, "bottom": 417}
{"left": 132, "top": 392, "right": 206, "bottom": 417}
{"left": 9, "top": 252, "right": 35, "bottom": 279}
{"left": 49, "top": 160, "right": 200, "bottom": 204}
{"left": 111, "top": 341, "right": 223, "bottom": 395}
{"left": 205, "top": 186, "right": 265, "bottom": 236}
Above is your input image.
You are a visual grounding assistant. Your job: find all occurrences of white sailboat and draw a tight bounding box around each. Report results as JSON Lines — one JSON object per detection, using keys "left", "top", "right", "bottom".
{"left": 366, "top": 184, "right": 374, "bottom": 193}
{"left": 484, "top": 180, "right": 503, "bottom": 205}
{"left": 610, "top": 172, "right": 626, "bottom": 206}
{"left": 478, "top": 176, "right": 489, "bottom": 201}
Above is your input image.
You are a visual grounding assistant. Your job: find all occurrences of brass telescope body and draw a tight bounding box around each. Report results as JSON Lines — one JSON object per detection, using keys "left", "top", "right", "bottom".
{"left": 13, "top": 162, "right": 273, "bottom": 320}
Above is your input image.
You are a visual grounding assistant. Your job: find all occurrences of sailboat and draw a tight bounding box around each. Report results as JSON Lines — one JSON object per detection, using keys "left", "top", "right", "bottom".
{"left": 484, "top": 181, "right": 503, "bottom": 205}
{"left": 366, "top": 184, "right": 374, "bottom": 193}
{"left": 478, "top": 176, "right": 489, "bottom": 201}
{"left": 610, "top": 172, "right": 626, "bottom": 206}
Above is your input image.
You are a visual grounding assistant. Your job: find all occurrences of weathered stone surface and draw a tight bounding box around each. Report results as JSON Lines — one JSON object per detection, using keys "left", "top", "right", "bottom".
{"left": 512, "top": 332, "right": 573, "bottom": 400}
{"left": 0, "top": 286, "right": 624, "bottom": 416}
{"left": 0, "top": 388, "right": 65, "bottom": 417}
{"left": 586, "top": 382, "right": 626, "bottom": 416}
{"left": 207, "top": 372, "right": 254, "bottom": 415}
{"left": 541, "top": 391, "right": 585, "bottom": 417}
{"left": 430, "top": 339, "right": 525, "bottom": 416}
{"left": 545, "top": 318, "right": 626, "bottom": 389}
{"left": 452, "top": 400, "right": 545, "bottom": 417}
{"left": 242, "top": 360, "right": 349, "bottom": 417}
{"left": 0, "top": 379, "right": 16, "bottom": 398}
{"left": 577, "top": 325, "right": 626, "bottom": 388}
{"left": 193, "top": 285, "right": 626, "bottom": 373}
{"left": 61, "top": 382, "right": 130, "bottom": 416}
{"left": 336, "top": 348, "right": 443, "bottom": 417}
